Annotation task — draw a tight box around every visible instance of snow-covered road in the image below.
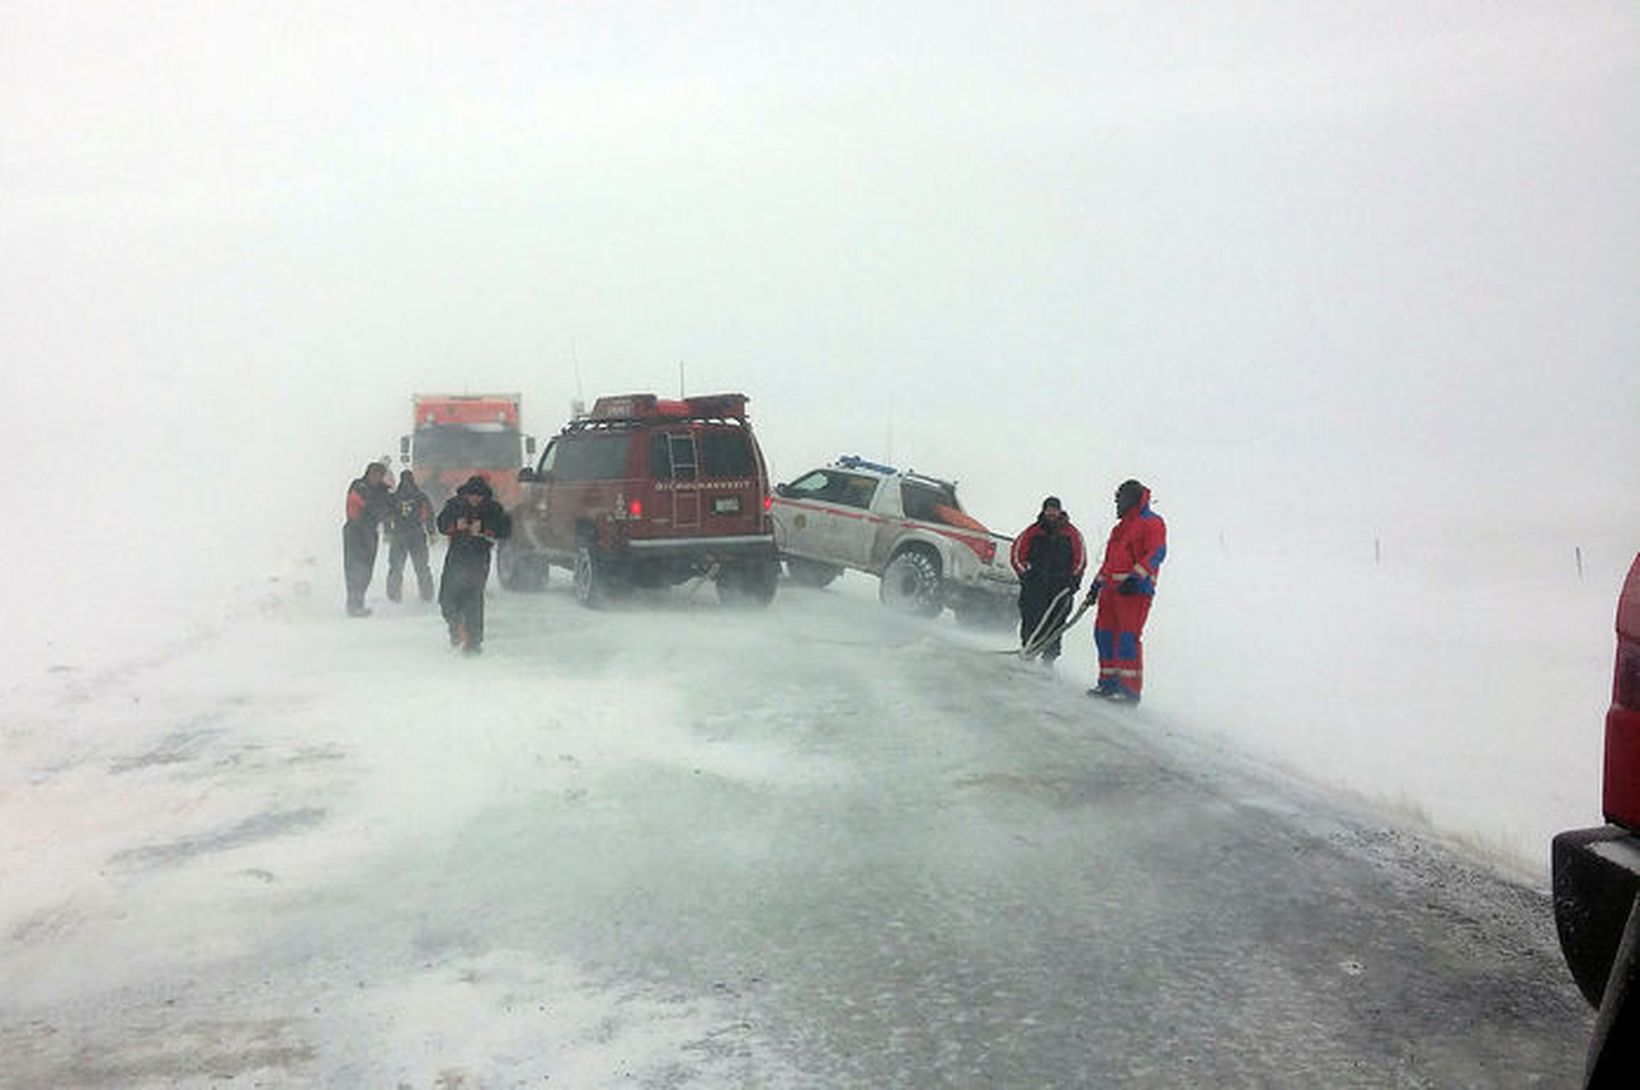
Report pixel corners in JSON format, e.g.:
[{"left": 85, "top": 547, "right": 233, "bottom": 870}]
[{"left": 0, "top": 574, "right": 1593, "bottom": 1087}]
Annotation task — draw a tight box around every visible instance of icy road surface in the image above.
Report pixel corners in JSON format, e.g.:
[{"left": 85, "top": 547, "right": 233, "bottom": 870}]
[{"left": 1, "top": 574, "right": 1592, "bottom": 1088}]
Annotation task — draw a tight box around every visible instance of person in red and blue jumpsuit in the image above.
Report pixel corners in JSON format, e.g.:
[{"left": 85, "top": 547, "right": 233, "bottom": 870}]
[{"left": 1084, "top": 479, "right": 1166, "bottom": 703}]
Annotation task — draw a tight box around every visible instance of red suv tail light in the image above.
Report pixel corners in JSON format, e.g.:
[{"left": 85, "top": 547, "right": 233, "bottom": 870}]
[
  {"left": 762, "top": 494, "right": 773, "bottom": 513},
  {"left": 1605, "top": 643, "right": 1640, "bottom": 827},
  {"left": 628, "top": 498, "right": 643, "bottom": 519},
  {"left": 1603, "top": 554, "right": 1640, "bottom": 827}
]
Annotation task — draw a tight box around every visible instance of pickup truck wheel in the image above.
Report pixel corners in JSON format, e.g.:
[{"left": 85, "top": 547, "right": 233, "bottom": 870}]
[
  {"left": 573, "top": 544, "right": 609, "bottom": 609},
  {"left": 785, "top": 557, "right": 843, "bottom": 588},
  {"left": 879, "top": 549, "right": 943, "bottom": 618}
]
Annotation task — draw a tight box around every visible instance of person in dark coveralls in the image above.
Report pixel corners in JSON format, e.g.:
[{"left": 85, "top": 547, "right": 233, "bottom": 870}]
[
  {"left": 1085, "top": 479, "right": 1167, "bottom": 704},
  {"left": 437, "top": 475, "right": 511, "bottom": 654},
  {"left": 1008, "top": 496, "right": 1087, "bottom": 667},
  {"left": 385, "top": 469, "right": 436, "bottom": 603},
  {"left": 343, "top": 461, "right": 393, "bottom": 617}
]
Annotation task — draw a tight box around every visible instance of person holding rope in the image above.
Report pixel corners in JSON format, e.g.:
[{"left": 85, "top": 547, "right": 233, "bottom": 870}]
[{"left": 1009, "top": 496, "right": 1087, "bottom": 669}]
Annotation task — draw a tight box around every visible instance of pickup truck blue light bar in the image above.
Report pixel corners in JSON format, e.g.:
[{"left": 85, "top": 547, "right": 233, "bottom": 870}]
[{"left": 837, "top": 454, "right": 899, "bottom": 475}]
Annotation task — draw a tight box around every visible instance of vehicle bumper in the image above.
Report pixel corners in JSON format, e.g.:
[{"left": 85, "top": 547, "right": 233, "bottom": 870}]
[
  {"left": 618, "top": 534, "right": 779, "bottom": 576},
  {"left": 1552, "top": 824, "right": 1640, "bottom": 1007},
  {"left": 951, "top": 566, "right": 1020, "bottom": 601},
  {"left": 624, "top": 534, "right": 777, "bottom": 556}
]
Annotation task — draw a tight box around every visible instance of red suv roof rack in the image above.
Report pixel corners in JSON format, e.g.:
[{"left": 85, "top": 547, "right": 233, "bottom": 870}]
[{"left": 589, "top": 393, "right": 748, "bottom": 422}]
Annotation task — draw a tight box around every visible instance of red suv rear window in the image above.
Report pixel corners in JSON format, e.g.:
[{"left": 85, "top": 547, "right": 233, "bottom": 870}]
[
  {"left": 700, "top": 431, "right": 754, "bottom": 477},
  {"left": 647, "top": 429, "right": 755, "bottom": 480}
]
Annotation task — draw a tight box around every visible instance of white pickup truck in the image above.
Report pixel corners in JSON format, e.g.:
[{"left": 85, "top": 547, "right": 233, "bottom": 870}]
[{"left": 770, "top": 456, "right": 1018, "bottom": 626}]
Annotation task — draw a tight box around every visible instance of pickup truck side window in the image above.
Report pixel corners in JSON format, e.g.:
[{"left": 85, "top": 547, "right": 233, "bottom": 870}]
[
  {"left": 536, "top": 439, "right": 558, "bottom": 476},
  {"left": 837, "top": 474, "right": 879, "bottom": 509},
  {"left": 790, "top": 470, "right": 878, "bottom": 510},
  {"left": 903, "top": 482, "right": 952, "bottom": 522},
  {"left": 788, "top": 470, "right": 832, "bottom": 495},
  {"left": 903, "top": 481, "right": 980, "bottom": 529}
]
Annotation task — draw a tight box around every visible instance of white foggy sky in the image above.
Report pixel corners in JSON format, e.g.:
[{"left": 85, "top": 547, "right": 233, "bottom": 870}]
[{"left": 2, "top": 1, "right": 1636, "bottom": 547}]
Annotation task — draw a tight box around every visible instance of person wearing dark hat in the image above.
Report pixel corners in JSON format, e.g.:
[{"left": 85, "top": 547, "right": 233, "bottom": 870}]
[
  {"left": 1084, "top": 479, "right": 1167, "bottom": 703},
  {"left": 342, "top": 461, "right": 394, "bottom": 617},
  {"left": 436, "top": 475, "right": 511, "bottom": 654},
  {"left": 1009, "top": 496, "right": 1087, "bottom": 668},
  {"left": 385, "top": 468, "right": 436, "bottom": 604}
]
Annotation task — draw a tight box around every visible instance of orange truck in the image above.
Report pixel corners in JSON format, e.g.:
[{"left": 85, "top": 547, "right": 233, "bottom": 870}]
[{"left": 399, "top": 393, "right": 536, "bottom": 509}]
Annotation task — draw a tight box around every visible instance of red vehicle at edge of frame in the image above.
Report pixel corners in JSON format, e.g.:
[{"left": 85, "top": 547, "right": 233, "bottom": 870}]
[{"left": 1551, "top": 551, "right": 1640, "bottom": 1085}]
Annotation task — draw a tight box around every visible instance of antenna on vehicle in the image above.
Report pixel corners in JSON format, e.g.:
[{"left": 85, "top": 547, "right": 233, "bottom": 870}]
[
  {"left": 679, "top": 360, "right": 686, "bottom": 398},
  {"left": 571, "top": 337, "right": 586, "bottom": 418}
]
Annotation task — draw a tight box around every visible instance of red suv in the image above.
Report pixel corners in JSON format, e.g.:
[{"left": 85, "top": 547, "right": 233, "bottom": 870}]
[
  {"left": 1552, "top": 551, "right": 1640, "bottom": 1085},
  {"left": 502, "top": 393, "right": 779, "bottom": 607}
]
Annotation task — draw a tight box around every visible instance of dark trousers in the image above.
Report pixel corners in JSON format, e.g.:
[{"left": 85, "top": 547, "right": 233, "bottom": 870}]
[
  {"left": 387, "top": 532, "right": 434, "bottom": 602},
  {"left": 439, "top": 552, "right": 491, "bottom": 648},
  {"left": 342, "top": 521, "right": 379, "bottom": 610},
  {"left": 1019, "top": 579, "right": 1075, "bottom": 661}
]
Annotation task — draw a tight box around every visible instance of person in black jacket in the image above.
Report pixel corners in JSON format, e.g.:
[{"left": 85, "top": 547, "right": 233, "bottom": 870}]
[
  {"left": 1008, "top": 496, "right": 1087, "bottom": 666},
  {"left": 386, "top": 469, "right": 436, "bottom": 604},
  {"left": 342, "top": 461, "right": 394, "bottom": 617},
  {"left": 436, "top": 475, "right": 512, "bottom": 654}
]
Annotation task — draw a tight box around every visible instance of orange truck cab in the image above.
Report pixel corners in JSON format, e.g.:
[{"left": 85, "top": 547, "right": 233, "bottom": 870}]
[{"left": 400, "top": 394, "right": 535, "bottom": 510}]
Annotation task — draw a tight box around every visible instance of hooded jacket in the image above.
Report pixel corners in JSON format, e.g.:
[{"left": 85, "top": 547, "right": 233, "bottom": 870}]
[
  {"left": 389, "top": 477, "right": 435, "bottom": 538},
  {"left": 1010, "top": 512, "right": 1087, "bottom": 585},
  {"left": 1095, "top": 487, "right": 1166, "bottom": 596},
  {"left": 345, "top": 473, "right": 394, "bottom": 527},
  {"left": 437, "top": 478, "right": 512, "bottom": 562}
]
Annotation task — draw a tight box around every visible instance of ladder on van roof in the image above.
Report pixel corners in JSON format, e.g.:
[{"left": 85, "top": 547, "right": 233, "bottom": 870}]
[{"left": 667, "top": 433, "right": 701, "bottom": 529}]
